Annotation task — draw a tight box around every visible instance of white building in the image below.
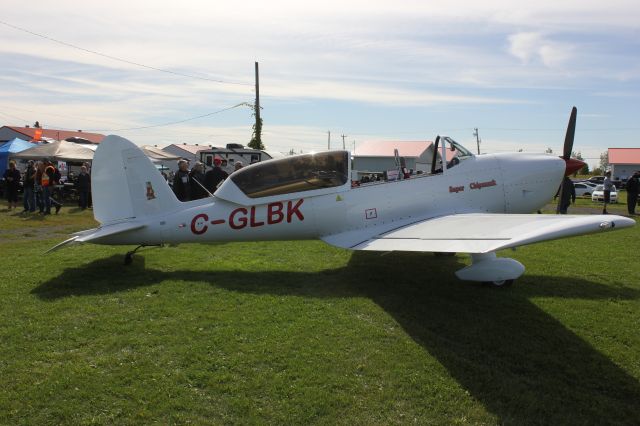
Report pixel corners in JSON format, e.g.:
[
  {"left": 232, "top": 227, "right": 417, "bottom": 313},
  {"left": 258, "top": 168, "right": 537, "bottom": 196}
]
[
  {"left": 353, "top": 140, "right": 449, "bottom": 175},
  {"left": 608, "top": 148, "right": 640, "bottom": 180}
]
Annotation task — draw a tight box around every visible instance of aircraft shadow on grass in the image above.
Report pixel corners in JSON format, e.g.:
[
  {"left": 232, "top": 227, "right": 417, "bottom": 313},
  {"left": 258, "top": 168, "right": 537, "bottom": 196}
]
[{"left": 33, "top": 252, "right": 640, "bottom": 424}]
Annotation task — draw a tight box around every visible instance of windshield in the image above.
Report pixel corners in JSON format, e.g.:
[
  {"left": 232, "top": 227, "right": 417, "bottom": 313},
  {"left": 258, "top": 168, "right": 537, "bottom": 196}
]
[
  {"left": 443, "top": 137, "right": 474, "bottom": 159},
  {"left": 230, "top": 151, "right": 349, "bottom": 198}
]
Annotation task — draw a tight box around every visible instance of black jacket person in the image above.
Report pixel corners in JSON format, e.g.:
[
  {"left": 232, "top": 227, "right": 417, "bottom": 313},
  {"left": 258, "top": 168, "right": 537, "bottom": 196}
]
[
  {"left": 626, "top": 172, "right": 639, "bottom": 215},
  {"left": 172, "top": 160, "right": 191, "bottom": 202},
  {"left": 556, "top": 176, "right": 576, "bottom": 214},
  {"left": 204, "top": 158, "right": 228, "bottom": 194}
]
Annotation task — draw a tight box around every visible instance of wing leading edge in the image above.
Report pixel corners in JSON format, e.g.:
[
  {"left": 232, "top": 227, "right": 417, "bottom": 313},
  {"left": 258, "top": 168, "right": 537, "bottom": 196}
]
[{"left": 324, "top": 213, "right": 635, "bottom": 254}]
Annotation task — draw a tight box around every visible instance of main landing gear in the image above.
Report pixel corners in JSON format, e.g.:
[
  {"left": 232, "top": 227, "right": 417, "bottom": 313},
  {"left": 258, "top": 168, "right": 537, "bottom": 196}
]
[{"left": 455, "top": 252, "right": 524, "bottom": 287}]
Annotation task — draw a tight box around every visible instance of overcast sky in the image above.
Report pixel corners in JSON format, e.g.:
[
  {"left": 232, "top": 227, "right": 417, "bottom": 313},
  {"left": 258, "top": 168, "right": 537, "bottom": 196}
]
[{"left": 1, "top": 0, "right": 639, "bottom": 166}]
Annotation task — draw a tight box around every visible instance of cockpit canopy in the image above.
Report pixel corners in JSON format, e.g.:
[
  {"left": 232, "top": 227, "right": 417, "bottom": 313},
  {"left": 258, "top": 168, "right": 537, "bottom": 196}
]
[{"left": 230, "top": 151, "right": 349, "bottom": 198}]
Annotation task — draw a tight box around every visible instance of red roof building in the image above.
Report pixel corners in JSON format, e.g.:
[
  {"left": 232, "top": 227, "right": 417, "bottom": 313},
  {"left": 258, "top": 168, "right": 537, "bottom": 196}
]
[
  {"left": 0, "top": 126, "right": 105, "bottom": 144},
  {"left": 608, "top": 148, "right": 640, "bottom": 179}
]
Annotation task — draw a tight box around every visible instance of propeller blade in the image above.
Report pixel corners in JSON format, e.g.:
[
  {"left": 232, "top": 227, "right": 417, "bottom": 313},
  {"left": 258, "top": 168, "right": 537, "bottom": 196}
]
[{"left": 563, "top": 106, "right": 577, "bottom": 160}]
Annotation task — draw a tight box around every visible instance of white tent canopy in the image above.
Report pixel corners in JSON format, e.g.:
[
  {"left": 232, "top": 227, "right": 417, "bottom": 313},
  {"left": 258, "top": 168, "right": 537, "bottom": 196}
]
[{"left": 13, "top": 140, "right": 95, "bottom": 162}]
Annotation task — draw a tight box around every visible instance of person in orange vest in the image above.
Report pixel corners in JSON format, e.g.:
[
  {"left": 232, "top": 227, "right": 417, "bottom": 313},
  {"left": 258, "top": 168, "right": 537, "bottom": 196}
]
[{"left": 41, "top": 160, "right": 62, "bottom": 215}]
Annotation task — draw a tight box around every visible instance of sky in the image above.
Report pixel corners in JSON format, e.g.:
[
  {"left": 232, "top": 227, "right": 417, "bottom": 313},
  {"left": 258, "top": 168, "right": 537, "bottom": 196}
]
[{"left": 1, "top": 0, "right": 639, "bottom": 168}]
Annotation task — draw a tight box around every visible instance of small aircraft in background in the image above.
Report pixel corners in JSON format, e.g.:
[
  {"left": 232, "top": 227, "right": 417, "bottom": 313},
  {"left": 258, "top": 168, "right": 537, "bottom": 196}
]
[{"left": 51, "top": 107, "right": 634, "bottom": 286}]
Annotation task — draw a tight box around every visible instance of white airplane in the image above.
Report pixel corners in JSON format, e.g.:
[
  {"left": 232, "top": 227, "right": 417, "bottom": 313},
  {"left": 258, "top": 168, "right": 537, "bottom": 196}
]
[{"left": 51, "top": 108, "right": 634, "bottom": 286}]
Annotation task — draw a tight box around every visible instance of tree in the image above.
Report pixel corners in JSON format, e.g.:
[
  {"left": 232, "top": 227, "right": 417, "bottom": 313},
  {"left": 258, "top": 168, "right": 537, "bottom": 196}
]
[
  {"left": 248, "top": 104, "right": 264, "bottom": 150},
  {"left": 599, "top": 151, "right": 609, "bottom": 172},
  {"left": 571, "top": 151, "right": 589, "bottom": 175}
]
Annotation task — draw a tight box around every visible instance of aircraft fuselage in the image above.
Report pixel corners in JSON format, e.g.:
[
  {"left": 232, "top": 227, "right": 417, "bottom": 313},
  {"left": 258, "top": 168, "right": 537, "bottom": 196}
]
[{"left": 98, "top": 152, "right": 565, "bottom": 247}]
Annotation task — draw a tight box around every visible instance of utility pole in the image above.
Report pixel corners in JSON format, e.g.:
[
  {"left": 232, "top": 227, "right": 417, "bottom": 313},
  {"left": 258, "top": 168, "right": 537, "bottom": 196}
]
[
  {"left": 473, "top": 128, "right": 481, "bottom": 155},
  {"left": 255, "top": 61, "right": 260, "bottom": 136},
  {"left": 249, "top": 61, "right": 263, "bottom": 149},
  {"left": 327, "top": 130, "right": 331, "bottom": 150},
  {"left": 341, "top": 134, "right": 347, "bottom": 150}
]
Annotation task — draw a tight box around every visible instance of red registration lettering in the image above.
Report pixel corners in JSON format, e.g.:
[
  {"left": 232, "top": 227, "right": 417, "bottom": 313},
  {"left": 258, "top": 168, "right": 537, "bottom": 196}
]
[
  {"left": 287, "top": 199, "right": 304, "bottom": 223},
  {"left": 229, "top": 208, "right": 248, "bottom": 229},
  {"left": 267, "top": 202, "right": 284, "bottom": 224},
  {"left": 250, "top": 206, "right": 264, "bottom": 227},
  {"left": 191, "top": 213, "right": 209, "bottom": 235}
]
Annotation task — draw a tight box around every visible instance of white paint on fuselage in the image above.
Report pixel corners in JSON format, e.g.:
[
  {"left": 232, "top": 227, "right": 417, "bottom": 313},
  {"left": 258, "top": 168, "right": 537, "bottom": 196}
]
[{"left": 98, "top": 153, "right": 565, "bottom": 246}]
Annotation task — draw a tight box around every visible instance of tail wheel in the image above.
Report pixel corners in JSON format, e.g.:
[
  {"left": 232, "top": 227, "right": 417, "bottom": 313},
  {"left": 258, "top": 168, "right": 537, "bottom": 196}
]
[{"left": 483, "top": 279, "right": 514, "bottom": 287}]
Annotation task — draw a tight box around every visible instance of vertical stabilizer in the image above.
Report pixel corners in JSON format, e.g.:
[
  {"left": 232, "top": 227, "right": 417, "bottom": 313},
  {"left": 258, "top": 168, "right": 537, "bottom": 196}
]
[{"left": 92, "top": 135, "right": 179, "bottom": 224}]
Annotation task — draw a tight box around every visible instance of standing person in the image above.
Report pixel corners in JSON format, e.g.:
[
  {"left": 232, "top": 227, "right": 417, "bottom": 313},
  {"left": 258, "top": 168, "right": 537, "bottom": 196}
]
[
  {"left": 42, "top": 160, "right": 62, "bottom": 215},
  {"left": 34, "top": 162, "right": 44, "bottom": 213},
  {"left": 625, "top": 171, "right": 639, "bottom": 215},
  {"left": 172, "top": 159, "right": 191, "bottom": 202},
  {"left": 555, "top": 176, "right": 576, "bottom": 214},
  {"left": 602, "top": 171, "right": 614, "bottom": 214},
  {"left": 3, "top": 160, "right": 21, "bottom": 211},
  {"left": 189, "top": 162, "right": 208, "bottom": 200},
  {"left": 76, "top": 165, "right": 91, "bottom": 210},
  {"left": 82, "top": 162, "right": 92, "bottom": 208},
  {"left": 23, "top": 160, "right": 36, "bottom": 213},
  {"left": 204, "top": 158, "right": 228, "bottom": 194}
]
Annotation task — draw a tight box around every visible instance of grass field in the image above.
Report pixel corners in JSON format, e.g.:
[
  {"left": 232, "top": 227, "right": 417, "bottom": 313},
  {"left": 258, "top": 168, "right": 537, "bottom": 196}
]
[{"left": 0, "top": 201, "right": 639, "bottom": 425}]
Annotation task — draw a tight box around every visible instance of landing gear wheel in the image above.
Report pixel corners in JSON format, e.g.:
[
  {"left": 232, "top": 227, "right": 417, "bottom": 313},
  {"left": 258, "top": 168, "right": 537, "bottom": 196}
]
[{"left": 483, "top": 279, "right": 514, "bottom": 287}]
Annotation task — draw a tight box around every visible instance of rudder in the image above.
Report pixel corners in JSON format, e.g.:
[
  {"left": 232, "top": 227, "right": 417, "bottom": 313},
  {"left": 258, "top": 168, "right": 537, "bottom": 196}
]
[{"left": 92, "top": 135, "right": 179, "bottom": 224}]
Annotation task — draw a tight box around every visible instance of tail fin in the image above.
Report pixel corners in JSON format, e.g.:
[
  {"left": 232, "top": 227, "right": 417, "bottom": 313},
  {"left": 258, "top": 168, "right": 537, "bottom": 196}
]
[{"left": 92, "top": 135, "right": 179, "bottom": 224}]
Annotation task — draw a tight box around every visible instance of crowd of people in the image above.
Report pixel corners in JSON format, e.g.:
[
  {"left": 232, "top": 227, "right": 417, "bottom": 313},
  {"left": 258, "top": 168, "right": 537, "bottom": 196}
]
[
  {"left": 171, "top": 158, "right": 242, "bottom": 202},
  {"left": 2, "top": 159, "right": 91, "bottom": 214},
  {"left": 1, "top": 155, "right": 246, "bottom": 213}
]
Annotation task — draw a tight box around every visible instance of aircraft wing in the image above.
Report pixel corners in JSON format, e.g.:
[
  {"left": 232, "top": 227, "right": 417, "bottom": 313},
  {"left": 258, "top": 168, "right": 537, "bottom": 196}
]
[{"left": 323, "top": 213, "right": 635, "bottom": 254}]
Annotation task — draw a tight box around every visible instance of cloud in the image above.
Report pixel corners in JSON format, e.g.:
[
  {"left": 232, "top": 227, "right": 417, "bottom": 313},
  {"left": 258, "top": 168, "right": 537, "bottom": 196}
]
[{"left": 507, "top": 32, "right": 574, "bottom": 68}]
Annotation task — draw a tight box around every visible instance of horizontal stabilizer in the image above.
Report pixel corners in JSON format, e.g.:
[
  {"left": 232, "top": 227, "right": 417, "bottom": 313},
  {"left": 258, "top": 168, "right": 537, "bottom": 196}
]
[{"left": 46, "top": 221, "right": 145, "bottom": 252}]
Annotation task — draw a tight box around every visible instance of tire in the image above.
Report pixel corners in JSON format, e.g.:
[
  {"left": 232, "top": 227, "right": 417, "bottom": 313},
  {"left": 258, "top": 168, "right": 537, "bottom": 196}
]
[{"left": 482, "top": 279, "right": 514, "bottom": 287}]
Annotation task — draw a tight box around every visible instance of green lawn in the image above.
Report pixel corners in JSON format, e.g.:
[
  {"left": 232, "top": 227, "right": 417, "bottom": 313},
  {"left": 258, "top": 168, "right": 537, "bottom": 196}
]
[{"left": 0, "top": 206, "right": 639, "bottom": 425}]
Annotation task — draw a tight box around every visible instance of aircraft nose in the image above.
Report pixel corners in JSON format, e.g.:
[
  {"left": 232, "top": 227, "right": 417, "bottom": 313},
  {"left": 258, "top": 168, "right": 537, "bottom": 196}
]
[{"left": 563, "top": 157, "right": 586, "bottom": 176}]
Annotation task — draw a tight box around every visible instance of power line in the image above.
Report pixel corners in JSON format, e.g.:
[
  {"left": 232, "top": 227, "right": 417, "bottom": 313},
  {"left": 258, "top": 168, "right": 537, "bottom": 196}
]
[
  {"left": 93, "top": 102, "right": 250, "bottom": 132},
  {"left": 1, "top": 102, "right": 250, "bottom": 134},
  {"left": 0, "top": 20, "right": 253, "bottom": 87}
]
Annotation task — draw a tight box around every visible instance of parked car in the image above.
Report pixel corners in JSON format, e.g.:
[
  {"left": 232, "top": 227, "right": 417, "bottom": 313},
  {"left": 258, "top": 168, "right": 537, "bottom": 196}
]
[
  {"left": 591, "top": 185, "right": 618, "bottom": 203},
  {"left": 574, "top": 182, "right": 595, "bottom": 197},
  {"left": 587, "top": 176, "right": 604, "bottom": 185}
]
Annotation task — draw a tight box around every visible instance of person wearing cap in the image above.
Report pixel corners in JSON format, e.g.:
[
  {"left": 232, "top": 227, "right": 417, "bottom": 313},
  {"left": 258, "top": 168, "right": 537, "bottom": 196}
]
[
  {"left": 204, "top": 157, "right": 228, "bottom": 194},
  {"left": 172, "top": 159, "right": 191, "bottom": 202}
]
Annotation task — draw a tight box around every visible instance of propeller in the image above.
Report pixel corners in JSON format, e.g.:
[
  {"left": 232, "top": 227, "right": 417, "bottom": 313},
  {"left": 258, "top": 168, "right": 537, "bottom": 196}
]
[
  {"left": 560, "top": 106, "right": 585, "bottom": 176},
  {"left": 557, "top": 107, "right": 584, "bottom": 213},
  {"left": 563, "top": 106, "right": 577, "bottom": 160}
]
